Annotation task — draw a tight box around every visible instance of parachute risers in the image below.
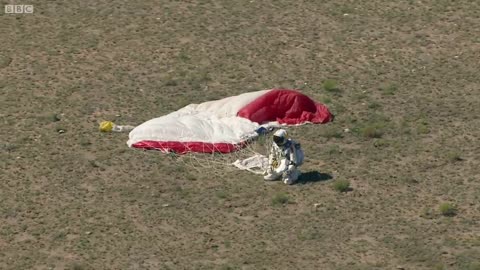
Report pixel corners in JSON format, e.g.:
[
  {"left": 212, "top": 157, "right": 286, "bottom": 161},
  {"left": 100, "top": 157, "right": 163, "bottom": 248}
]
[
  {"left": 128, "top": 89, "right": 334, "bottom": 154},
  {"left": 99, "top": 121, "right": 135, "bottom": 133}
]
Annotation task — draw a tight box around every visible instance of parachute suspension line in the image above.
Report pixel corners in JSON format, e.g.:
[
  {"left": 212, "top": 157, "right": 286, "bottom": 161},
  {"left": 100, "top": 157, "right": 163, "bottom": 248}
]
[
  {"left": 165, "top": 134, "right": 271, "bottom": 175},
  {"left": 136, "top": 129, "right": 275, "bottom": 176}
]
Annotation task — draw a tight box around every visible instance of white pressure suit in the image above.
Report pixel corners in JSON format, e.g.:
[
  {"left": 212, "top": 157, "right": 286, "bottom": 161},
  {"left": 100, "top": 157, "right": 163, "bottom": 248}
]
[{"left": 264, "top": 135, "right": 302, "bottom": 185}]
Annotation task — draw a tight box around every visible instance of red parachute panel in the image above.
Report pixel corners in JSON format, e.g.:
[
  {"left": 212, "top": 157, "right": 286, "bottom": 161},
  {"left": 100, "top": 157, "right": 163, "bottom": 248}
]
[
  {"left": 237, "top": 89, "right": 334, "bottom": 125},
  {"left": 131, "top": 140, "right": 248, "bottom": 154}
]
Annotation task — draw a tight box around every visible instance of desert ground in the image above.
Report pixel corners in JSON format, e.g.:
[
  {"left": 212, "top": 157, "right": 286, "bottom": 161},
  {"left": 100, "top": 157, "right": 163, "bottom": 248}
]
[{"left": 1, "top": 0, "right": 480, "bottom": 269}]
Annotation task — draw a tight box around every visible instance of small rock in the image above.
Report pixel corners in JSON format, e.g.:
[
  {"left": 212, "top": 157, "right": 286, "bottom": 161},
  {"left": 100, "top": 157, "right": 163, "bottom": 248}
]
[
  {"left": 314, "top": 203, "right": 321, "bottom": 208},
  {"left": 162, "top": 204, "right": 169, "bottom": 207},
  {"left": 344, "top": 128, "right": 350, "bottom": 133},
  {"left": 85, "top": 231, "right": 92, "bottom": 235}
]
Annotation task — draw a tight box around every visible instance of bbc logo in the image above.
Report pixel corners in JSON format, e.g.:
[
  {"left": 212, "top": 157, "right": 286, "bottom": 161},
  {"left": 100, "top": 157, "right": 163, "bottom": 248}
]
[{"left": 5, "top": 5, "right": 34, "bottom": 14}]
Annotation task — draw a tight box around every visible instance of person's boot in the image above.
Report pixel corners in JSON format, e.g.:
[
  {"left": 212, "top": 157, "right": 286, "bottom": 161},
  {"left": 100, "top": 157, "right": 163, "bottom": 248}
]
[
  {"left": 264, "top": 173, "right": 279, "bottom": 181},
  {"left": 283, "top": 169, "right": 300, "bottom": 185},
  {"left": 264, "top": 168, "right": 280, "bottom": 181}
]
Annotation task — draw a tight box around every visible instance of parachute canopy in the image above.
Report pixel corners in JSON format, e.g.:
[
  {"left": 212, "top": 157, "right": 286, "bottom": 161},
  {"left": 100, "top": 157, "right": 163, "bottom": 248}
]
[{"left": 127, "top": 89, "right": 333, "bottom": 154}]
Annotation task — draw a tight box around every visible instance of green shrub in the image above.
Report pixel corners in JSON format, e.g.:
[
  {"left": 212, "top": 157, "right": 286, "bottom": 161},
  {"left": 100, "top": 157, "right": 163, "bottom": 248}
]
[
  {"left": 333, "top": 180, "right": 351, "bottom": 192},
  {"left": 447, "top": 151, "right": 462, "bottom": 162},
  {"left": 439, "top": 203, "right": 457, "bottom": 217},
  {"left": 416, "top": 125, "right": 430, "bottom": 134},
  {"left": 164, "top": 79, "right": 178, "bottom": 86},
  {"left": 323, "top": 79, "right": 339, "bottom": 92},
  {"left": 381, "top": 84, "right": 397, "bottom": 95},
  {"left": 416, "top": 119, "right": 430, "bottom": 134},
  {"left": 215, "top": 190, "right": 227, "bottom": 199},
  {"left": 3, "top": 143, "right": 18, "bottom": 152},
  {"left": 71, "top": 262, "right": 85, "bottom": 270},
  {"left": 373, "top": 139, "right": 389, "bottom": 148},
  {"left": 320, "top": 128, "right": 344, "bottom": 139},
  {"left": 185, "top": 173, "right": 197, "bottom": 181},
  {"left": 325, "top": 145, "right": 341, "bottom": 155},
  {"left": 272, "top": 193, "right": 289, "bottom": 206},
  {"left": 368, "top": 102, "right": 382, "bottom": 109},
  {"left": 50, "top": 113, "right": 61, "bottom": 122},
  {"left": 360, "top": 125, "right": 384, "bottom": 138}
]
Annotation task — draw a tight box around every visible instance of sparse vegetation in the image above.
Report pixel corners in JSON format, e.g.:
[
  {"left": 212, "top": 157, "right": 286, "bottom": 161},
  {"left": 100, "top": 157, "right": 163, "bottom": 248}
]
[
  {"left": 416, "top": 125, "right": 430, "bottom": 134},
  {"left": 88, "top": 160, "right": 101, "bottom": 168},
  {"left": 322, "top": 79, "right": 340, "bottom": 93},
  {"left": 467, "top": 263, "right": 480, "bottom": 270},
  {"left": 50, "top": 113, "right": 61, "bottom": 122},
  {"left": 368, "top": 102, "right": 382, "bottom": 109},
  {"left": 164, "top": 79, "right": 178, "bottom": 86},
  {"left": 416, "top": 119, "right": 430, "bottom": 134},
  {"left": 320, "top": 128, "right": 344, "bottom": 139},
  {"left": 325, "top": 145, "right": 341, "bottom": 155},
  {"left": 0, "top": 55, "right": 12, "bottom": 68},
  {"left": 354, "top": 114, "right": 390, "bottom": 139},
  {"left": 439, "top": 203, "right": 457, "bottom": 217},
  {"left": 298, "top": 229, "right": 322, "bottom": 241},
  {"left": 3, "top": 143, "right": 18, "bottom": 152},
  {"left": 447, "top": 151, "right": 463, "bottom": 162},
  {"left": 177, "top": 51, "right": 191, "bottom": 61},
  {"left": 373, "top": 139, "right": 389, "bottom": 148},
  {"left": 272, "top": 193, "right": 290, "bottom": 206},
  {"left": 185, "top": 173, "right": 197, "bottom": 181},
  {"left": 333, "top": 180, "right": 351, "bottom": 192},
  {"left": 360, "top": 125, "right": 384, "bottom": 138},
  {"left": 381, "top": 83, "right": 398, "bottom": 95},
  {"left": 215, "top": 190, "right": 228, "bottom": 199}
]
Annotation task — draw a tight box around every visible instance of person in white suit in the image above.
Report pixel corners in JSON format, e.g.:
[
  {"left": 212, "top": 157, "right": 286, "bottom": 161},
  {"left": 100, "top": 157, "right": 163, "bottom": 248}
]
[{"left": 264, "top": 129, "right": 304, "bottom": 185}]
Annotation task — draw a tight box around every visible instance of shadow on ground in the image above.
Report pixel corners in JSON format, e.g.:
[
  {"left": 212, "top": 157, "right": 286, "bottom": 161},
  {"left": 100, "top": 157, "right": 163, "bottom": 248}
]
[{"left": 297, "top": 171, "right": 333, "bottom": 184}]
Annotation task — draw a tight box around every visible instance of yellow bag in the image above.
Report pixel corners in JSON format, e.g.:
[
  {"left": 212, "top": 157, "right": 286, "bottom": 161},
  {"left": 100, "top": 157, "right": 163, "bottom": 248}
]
[{"left": 99, "top": 121, "right": 114, "bottom": 132}]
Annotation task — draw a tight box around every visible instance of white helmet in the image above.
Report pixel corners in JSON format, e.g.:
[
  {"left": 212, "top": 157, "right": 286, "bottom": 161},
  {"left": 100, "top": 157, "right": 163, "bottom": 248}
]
[{"left": 273, "top": 129, "right": 288, "bottom": 146}]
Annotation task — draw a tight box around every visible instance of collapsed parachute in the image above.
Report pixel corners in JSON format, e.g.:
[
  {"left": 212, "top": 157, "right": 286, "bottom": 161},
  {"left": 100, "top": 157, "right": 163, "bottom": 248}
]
[{"left": 127, "top": 89, "right": 333, "bottom": 154}]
